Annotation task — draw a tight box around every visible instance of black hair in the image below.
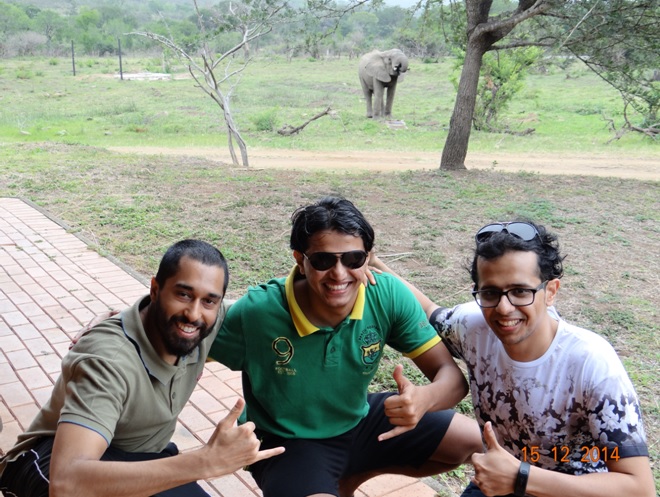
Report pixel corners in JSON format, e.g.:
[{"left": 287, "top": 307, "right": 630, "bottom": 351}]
[
  {"left": 470, "top": 220, "right": 565, "bottom": 286},
  {"left": 289, "top": 196, "right": 375, "bottom": 253},
  {"left": 155, "top": 239, "right": 229, "bottom": 294}
]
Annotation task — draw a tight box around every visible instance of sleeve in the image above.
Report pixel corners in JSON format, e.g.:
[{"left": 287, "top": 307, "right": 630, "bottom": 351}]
[
  {"left": 209, "top": 295, "right": 247, "bottom": 370},
  {"left": 428, "top": 305, "right": 465, "bottom": 361},
  {"left": 380, "top": 274, "right": 440, "bottom": 358},
  {"left": 58, "top": 355, "right": 129, "bottom": 445},
  {"left": 584, "top": 347, "right": 648, "bottom": 459}
]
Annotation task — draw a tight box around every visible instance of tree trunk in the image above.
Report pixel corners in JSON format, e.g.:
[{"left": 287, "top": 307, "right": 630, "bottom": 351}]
[
  {"left": 440, "top": 39, "right": 486, "bottom": 170},
  {"left": 439, "top": 0, "right": 552, "bottom": 171}
]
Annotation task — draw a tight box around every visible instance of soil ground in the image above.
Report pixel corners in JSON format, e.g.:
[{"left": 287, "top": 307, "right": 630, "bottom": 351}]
[{"left": 108, "top": 146, "right": 660, "bottom": 180}]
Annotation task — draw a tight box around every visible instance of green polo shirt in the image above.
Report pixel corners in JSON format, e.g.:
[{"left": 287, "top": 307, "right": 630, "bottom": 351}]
[
  {"left": 1, "top": 295, "right": 226, "bottom": 471},
  {"left": 210, "top": 268, "right": 440, "bottom": 439}
]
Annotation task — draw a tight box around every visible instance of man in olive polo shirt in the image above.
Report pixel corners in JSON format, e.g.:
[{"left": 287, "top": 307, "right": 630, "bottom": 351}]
[
  {"left": 210, "top": 196, "right": 482, "bottom": 497},
  {"left": 0, "top": 240, "right": 283, "bottom": 497}
]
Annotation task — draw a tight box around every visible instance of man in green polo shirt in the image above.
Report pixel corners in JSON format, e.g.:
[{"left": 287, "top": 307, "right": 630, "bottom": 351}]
[
  {"left": 0, "top": 240, "right": 284, "bottom": 497},
  {"left": 210, "top": 196, "right": 483, "bottom": 497}
]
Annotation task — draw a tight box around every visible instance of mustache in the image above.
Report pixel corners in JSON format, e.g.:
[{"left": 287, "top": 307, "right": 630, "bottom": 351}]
[{"left": 171, "top": 315, "right": 205, "bottom": 329}]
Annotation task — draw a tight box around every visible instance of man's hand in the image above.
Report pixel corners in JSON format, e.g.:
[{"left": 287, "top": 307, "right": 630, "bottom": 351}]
[
  {"left": 471, "top": 422, "right": 519, "bottom": 496},
  {"left": 202, "top": 398, "right": 284, "bottom": 475},
  {"left": 378, "top": 364, "right": 426, "bottom": 441},
  {"left": 69, "top": 310, "right": 119, "bottom": 349}
]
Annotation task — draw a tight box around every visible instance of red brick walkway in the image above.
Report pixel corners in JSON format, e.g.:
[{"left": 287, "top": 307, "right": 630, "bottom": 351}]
[{"left": 0, "top": 197, "right": 439, "bottom": 497}]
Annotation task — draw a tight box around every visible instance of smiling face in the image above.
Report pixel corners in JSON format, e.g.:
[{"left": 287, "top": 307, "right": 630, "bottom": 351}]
[
  {"left": 476, "top": 250, "right": 560, "bottom": 361},
  {"left": 145, "top": 256, "right": 225, "bottom": 364},
  {"left": 294, "top": 230, "right": 367, "bottom": 327}
]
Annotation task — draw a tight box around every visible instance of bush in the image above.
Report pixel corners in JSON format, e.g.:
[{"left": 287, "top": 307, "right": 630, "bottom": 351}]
[{"left": 251, "top": 108, "right": 279, "bottom": 132}]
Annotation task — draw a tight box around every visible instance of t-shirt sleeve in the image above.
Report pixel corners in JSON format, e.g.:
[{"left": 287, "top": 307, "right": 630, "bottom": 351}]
[
  {"left": 381, "top": 274, "right": 440, "bottom": 358},
  {"left": 584, "top": 349, "right": 649, "bottom": 459},
  {"left": 428, "top": 305, "right": 465, "bottom": 360},
  {"left": 209, "top": 295, "right": 246, "bottom": 370},
  {"left": 58, "top": 355, "right": 129, "bottom": 445}
]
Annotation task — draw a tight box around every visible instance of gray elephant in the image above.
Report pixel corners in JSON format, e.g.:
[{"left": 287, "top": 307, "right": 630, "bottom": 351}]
[{"left": 358, "top": 49, "right": 409, "bottom": 119}]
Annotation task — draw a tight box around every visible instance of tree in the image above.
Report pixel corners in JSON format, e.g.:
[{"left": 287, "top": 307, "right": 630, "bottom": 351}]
[
  {"left": 134, "top": 0, "right": 370, "bottom": 167},
  {"left": 440, "top": 0, "right": 557, "bottom": 170},
  {"left": 134, "top": 0, "right": 290, "bottom": 167},
  {"left": 552, "top": 0, "right": 659, "bottom": 139},
  {"left": 439, "top": 0, "right": 659, "bottom": 170}
]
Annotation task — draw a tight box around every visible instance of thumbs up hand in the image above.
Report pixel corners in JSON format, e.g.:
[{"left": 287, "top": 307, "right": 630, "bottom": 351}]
[
  {"left": 470, "top": 422, "right": 521, "bottom": 496},
  {"left": 378, "top": 364, "right": 427, "bottom": 442}
]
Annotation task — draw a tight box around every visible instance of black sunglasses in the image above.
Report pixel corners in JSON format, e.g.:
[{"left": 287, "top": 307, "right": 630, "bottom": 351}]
[
  {"left": 303, "top": 250, "right": 368, "bottom": 271},
  {"left": 475, "top": 222, "right": 539, "bottom": 244}
]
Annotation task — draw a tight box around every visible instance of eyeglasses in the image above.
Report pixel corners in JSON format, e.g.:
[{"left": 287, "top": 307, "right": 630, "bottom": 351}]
[
  {"left": 303, "top": 250, "right": 368, "bottom": 271},
  {"left": 475, "top": 222, "right": 539, "bottom": 244},
  {"left": 472, "top": 281, "right": 548, "bottom": 308}
]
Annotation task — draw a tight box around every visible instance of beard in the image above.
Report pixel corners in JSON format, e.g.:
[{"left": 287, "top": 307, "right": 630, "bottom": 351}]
[{"left": 147, "top": 298, "right": 213, "bottom": 358}]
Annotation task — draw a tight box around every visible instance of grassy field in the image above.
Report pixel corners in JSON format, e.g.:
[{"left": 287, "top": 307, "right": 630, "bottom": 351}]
[
  {"left": 0, "top": 55, "right": 658, "bottom": 494},
  {"left": 1, "top": 55, "right": 658, "bottom": 157}
]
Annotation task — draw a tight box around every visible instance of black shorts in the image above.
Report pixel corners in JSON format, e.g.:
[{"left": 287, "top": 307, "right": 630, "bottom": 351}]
[
  {"left": 0, "top": 437, "right": 209, "bottom": 497},
  {"left": 461, "top": 482, "right": 514, "bottom": 497},
  {"left": 250, "top": 392, "right": 456, "bottom": 497}
]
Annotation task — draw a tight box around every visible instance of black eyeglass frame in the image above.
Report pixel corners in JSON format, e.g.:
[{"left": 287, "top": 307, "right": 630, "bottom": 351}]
[
  {"left": 472, "top": 281, "right": 548, "bottom": 308},
  {"left": 303, "top": 250, "right": 369, "bottom": 271},
  {"left": 475, "top": 222, "right": 540, "bottom": 244}
]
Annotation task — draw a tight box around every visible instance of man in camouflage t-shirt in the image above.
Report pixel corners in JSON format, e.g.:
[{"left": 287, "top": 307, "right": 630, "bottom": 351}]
[{"left": 372, "top": 220, "right": 654, "bottom": 497}]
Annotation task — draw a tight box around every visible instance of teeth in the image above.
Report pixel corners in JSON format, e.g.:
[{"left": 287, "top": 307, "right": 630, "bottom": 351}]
[
  {"left": 499, "top": 320, "right": 520, "bottom": 327},
  {"left": 178, "top": 323, "right": 198, "bottom": 334},
  {"left": 327, "top": 283, "right": 349, "bottom": 291}
]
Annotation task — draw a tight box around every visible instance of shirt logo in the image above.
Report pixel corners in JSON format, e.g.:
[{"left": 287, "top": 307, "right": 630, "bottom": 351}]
[
  {"left": 361, "top": 343, "right": 381, "bottom": 365},
  {"left": 272, "top": 337, "right": 294, "bottom": 365},
  {"left": 359, "top": 326, "right": 382, "bottom": 365}
]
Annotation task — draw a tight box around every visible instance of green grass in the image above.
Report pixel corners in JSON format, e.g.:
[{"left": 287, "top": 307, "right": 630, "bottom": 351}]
[{"left": 0, "top": 55, "right": 657, "bottom": 157}]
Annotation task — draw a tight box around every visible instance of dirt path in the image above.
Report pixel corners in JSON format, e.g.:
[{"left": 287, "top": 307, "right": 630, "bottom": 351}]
[{"left": 108, "top": 146, "right": 659, "bottom": 180}]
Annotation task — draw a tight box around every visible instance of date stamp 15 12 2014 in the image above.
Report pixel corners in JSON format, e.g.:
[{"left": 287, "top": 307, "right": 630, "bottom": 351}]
[{"left": 521, "top": 445, "right": 621, "bottom": 464}]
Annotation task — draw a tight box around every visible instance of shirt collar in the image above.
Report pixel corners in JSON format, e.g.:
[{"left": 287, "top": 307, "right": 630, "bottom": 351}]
[
  {"left": 121, "top": 296, "right": 200, "bottom": 385},
  {"left": 285, "top": 265, "right": 365, "bottom": 337}
]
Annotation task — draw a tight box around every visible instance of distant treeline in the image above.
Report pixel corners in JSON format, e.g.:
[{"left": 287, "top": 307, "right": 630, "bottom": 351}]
[{"left": 0, "top": 0, "right": 461, "bottom": 59}]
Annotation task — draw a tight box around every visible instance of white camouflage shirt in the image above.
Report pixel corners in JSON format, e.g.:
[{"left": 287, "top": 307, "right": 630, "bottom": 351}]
[{"left": 430, "top": 302, "right": 648, "bottom": 474}]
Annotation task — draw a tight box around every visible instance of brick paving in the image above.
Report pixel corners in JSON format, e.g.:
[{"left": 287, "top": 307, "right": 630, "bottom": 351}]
[{"left": 0, "top": 197, "right": 438, "bottom": 497}]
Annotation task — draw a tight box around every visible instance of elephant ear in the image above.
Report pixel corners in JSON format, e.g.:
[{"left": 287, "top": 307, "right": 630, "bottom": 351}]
[{"left": 365, "top": 56, "right": 392, "bottom": 83}]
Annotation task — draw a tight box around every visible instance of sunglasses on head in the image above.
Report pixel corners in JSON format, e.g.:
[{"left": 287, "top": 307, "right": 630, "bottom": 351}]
[
  {"left": 475, "top": 222, "right": 539, "bottom": 244},
  {"left": 303, "top": 250, "right": 368, "bottom": 271}
]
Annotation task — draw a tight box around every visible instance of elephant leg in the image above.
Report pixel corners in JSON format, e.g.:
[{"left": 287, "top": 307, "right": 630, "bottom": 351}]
[
  {"left": 360, "top": 78, "right": 374, "bottom": 118},
  {"left": 373, "top": 82, "right": 385, "bottom": 118},
  {"left": 384, "top": 83, "right": 397, "bottom": 118}
]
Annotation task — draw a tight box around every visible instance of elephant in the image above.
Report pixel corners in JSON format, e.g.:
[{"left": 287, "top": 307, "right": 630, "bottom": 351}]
[{"left": 358, "top": 49, "right": 409, "bottom": 119}]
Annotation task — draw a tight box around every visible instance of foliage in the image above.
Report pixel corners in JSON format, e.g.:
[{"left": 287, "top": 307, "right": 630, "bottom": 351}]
[
  {"left": 556, "top": 0, "right": 659, "bottom": 135},
  {"left": 251, "top": 107, "right": 280, "bottom": 131},
  {"left": 472, "top": 46, "right": 543, "bottom": 131}
]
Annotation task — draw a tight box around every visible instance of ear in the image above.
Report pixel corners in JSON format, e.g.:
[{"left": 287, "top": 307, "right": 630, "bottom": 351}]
[
  {"left": 293, "top": 250, "right": 305, "bottom": 275},
  {"left": 544, "top": 278, "right": 560, "bottom": 306},
  {"left": 149, "top": 277, "right": 159, "bottom": 301}
]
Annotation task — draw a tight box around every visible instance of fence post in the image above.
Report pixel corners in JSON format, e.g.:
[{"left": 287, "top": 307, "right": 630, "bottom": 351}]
[
  {"left": 71, "top": 40, "right": 76, "bottom": 76},
  {"left": 118, "top": 38, "right": 123, "bottom": 80}
]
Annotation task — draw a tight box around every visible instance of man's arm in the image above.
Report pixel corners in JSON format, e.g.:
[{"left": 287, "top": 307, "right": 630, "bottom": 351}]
[
  {"left": 472, "top": 422, "right": 655, "bottom": 497},
  {"left": 369, "top": 255, "right": 440, "bottom": 318},
  {"left": 378, "top": 340, "right": 469, "bottom": 442},
  {"left": 49, "top": 399, "right": 284, "bottom": 497}
]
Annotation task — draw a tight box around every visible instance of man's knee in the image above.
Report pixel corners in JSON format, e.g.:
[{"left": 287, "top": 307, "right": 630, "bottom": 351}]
[{"left": 434, "top": 413, "right": 483, "bottom": 465}]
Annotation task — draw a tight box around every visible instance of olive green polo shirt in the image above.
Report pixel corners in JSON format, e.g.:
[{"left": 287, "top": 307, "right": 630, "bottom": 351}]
[{"left": 1, "top": 295, "right": 226, "bottom": 471}]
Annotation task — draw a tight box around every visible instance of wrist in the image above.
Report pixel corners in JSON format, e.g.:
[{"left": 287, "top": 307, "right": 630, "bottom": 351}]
[{"left": 514, "top": 461, "right": 530, "bottom": 497}]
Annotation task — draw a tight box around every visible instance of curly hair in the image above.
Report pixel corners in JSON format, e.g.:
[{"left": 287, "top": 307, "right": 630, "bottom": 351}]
[{"left": 469, "top": 220, "right": 565, "bottom": 286}]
